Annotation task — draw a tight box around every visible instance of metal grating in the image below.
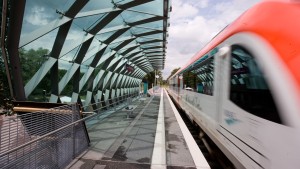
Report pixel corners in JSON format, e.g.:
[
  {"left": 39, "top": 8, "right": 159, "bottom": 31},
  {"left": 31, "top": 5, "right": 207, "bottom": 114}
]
[{"left": 0, "top": 104, "right": 89, "bottom": 169}]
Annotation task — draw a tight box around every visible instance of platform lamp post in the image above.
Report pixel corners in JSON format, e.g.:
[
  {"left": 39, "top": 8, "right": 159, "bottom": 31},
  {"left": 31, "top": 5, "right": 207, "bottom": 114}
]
[
  {"left": 155, "top": 75, "right": 159, "bottom": 93},
  {"left": 154, "top": 70, "right": 156, "bottom": 93},
  {"left": 154, "top": 69, "right": 156, "bottom": 88}
]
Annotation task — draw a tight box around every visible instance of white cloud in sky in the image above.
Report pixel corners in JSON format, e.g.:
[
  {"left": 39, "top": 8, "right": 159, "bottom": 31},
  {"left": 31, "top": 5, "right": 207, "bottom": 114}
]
[
  {"left": 163, "top": 0, "right": 261, "bottom": 79},
  {"left": 25, "top": 6, "right": 50, "bottom": 26}
]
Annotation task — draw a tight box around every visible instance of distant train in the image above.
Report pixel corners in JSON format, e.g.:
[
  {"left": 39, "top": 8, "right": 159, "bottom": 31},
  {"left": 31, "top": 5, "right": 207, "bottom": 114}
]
[{"left": 167, "top": 0, "right": 300, "bottom": 168}]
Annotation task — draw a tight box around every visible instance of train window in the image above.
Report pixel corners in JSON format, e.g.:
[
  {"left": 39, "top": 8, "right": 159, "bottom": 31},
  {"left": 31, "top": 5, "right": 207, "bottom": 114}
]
[
  {"left": 192, "top": 56, "right": 214, "bottom": 95},
  {"left": 229, "top": 45, "right": 282, "bottom": 124}
]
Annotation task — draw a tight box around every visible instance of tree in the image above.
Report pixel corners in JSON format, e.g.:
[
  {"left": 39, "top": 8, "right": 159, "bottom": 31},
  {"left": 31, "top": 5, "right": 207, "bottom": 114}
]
[
  {"left": 19, "top": 47, "right": 49, "bottom": 84},
  {"left": 19, "top": 48, "right": 73, "bottom": 101},
  {"left": 0, "top": 50, "right": 10, "bottom": 106},
  {"left": 142, "top": 70, "right": 163, "bottom": 89},
  {"left": 167, "top": 67, "right": 180, "bottom": 80},
  {"left": 183, "top": 71, "right": 201, "bottom": 90}
]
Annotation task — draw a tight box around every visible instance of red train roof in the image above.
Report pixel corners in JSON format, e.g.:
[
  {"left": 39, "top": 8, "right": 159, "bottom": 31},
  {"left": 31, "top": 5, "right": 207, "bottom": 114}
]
[{"left": 173, "top": 0, "right": 300, "bottom": 90}]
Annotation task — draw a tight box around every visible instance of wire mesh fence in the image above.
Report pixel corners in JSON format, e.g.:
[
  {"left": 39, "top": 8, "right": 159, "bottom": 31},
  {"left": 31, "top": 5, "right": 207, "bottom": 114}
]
[
  {"left": 0, "top": 91, "right": 142, "bottom": 169},
  {"left": 0, "top": 104, "right": 89, "bottom": 169}
]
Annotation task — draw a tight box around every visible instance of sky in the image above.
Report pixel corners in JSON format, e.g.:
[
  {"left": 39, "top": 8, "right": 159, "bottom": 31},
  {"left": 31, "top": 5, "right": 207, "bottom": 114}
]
[{"left": 163, "top": 0, "right": 261, "bottom": 79}]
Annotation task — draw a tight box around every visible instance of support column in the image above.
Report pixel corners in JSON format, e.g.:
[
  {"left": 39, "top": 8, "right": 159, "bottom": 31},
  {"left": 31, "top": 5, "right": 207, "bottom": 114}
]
[{"left": 6, "top": 0, "right": 26, "bottom": 100}]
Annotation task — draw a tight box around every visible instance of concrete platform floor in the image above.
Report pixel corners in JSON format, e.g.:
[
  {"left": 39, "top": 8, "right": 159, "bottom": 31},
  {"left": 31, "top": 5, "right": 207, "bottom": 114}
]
[{"left": 66, "top": 89, "right": 205, "bottom": 169}]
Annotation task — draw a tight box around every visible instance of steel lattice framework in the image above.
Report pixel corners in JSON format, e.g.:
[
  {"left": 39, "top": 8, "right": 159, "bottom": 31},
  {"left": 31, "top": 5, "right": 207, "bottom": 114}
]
[{"left": 1, "top": 0, "right": 170, "bottom": 109}]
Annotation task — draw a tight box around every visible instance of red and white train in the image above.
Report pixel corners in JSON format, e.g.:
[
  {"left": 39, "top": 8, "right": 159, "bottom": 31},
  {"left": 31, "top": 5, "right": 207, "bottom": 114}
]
[{"left": 167, "top": 0, "right": 300, "bottom": 168}]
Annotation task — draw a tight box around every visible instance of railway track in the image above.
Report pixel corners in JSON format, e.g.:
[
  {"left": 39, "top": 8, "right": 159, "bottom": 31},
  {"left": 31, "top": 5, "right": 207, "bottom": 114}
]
[{"left": 168, "top": 94, "right": 235, "bottom": 169}]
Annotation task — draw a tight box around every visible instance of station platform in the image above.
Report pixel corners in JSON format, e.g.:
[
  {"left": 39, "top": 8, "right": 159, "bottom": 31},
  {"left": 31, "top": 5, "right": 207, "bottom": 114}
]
[{"left": 66, "top": 89, "right": 210, "bottom": 169}]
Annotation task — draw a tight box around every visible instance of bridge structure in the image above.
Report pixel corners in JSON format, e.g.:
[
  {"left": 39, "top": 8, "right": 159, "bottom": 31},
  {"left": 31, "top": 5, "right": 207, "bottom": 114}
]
[
  {"left": 1, "top": 0, "right": 170, "bottom": 109},
  {"left": 0, "top": 1, "right": 191, "bottom": 168}
]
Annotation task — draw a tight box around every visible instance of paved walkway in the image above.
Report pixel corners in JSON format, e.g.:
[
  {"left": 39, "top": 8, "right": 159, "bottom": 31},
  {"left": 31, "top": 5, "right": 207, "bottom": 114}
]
[{"left": 66, "top": 89, "right": 209, "bottom": 169}]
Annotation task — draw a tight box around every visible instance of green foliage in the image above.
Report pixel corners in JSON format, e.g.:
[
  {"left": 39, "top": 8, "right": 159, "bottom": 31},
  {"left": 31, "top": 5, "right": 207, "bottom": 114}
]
[
  {"left": 19, "top": 47, "right": 49, "bottom": 84},
  {"left": 20, "top": 48, "right": 73, "bottom": 101},
  {"left": 0, "top": 51, "right": 10, "bottom": 106},
  {"left": 142, "top": 70, "right": 163, "bottom": 89},
  {"left": 0, "top": 98, "right": 14, "bottom": 116},
  {"left": 167, "top": 67, "right": 180, "bottom": 80},
  {"left": 183, "top": 71, "right": 201, "bottom": 89}
]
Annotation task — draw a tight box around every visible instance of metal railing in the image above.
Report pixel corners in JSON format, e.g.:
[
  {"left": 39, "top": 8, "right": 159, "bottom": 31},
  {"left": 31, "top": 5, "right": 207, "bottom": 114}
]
[
  {"left": 0, "top": 104, "right": 89, "bottom": 169},
  {"left": 0, "top": 92, "right": 142, "bottom": 169},
  {"left": 82, "top": 92, "right": 142, "bottom": 112}
]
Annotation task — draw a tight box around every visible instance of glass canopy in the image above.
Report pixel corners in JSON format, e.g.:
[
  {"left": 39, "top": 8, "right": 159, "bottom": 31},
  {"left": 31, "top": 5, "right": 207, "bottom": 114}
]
[{"left": 1, "top": 0, "right": 170, "bottom": 106}]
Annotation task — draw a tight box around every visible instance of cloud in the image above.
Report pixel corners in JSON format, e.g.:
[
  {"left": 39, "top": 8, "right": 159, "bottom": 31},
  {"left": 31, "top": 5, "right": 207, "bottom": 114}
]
[
  {"left": 163, "top": 0, "right": 261, "bottom": 79},
  {"left": 171, "top": 0, "right": 199, "bottom": 22},
  {"left": 22, "top": 29, "right": 58, "bottom": 51},
  {"left": 25, "top": 6, "right": 51, "bottom": 26}
]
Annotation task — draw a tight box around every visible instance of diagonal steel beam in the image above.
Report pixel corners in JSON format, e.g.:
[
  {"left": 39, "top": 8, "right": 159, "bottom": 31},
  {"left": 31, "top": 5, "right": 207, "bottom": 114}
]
[
  {"left": 129, "top": 53, "right": 143, "bottom": 61},
  {"left": 117, "top": 0, "right": 153, "bottom": 9},
  {"left": 128, "top": 16, "right": 166, "bottom": 27},
  {"left": 104, "top": 27, "right": 131, "bottom": 44},
  {"left": 65, "top": 0, "right": 90, "bottom": 17},
  {"left": 134, "top": 30, "right": 164, "bottom": 37},
  {"left": 138, "top": 39, "right": 163, "bottom": 44},
  {"left": 126, "top": 51, "right": 142, "bottom": 60},
  {"left": 142, "top": 46, "right": 163, "bottom": 50},
  {"left": 113, "top": 38, "right": 135, "bottom": 51},
  {"left": 120, "top": 46, "right": 139, "bottom": 56},
  {"left": 89, "top": 11, "right": 123, "bottom": 35},
  {"left": 75, "top": 7, "right": 122, "bottom": 18}
]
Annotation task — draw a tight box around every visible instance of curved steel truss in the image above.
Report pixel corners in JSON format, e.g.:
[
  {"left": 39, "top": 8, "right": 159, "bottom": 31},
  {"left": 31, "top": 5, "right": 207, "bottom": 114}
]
[{"left": 1, "top": 0, "right": 170, "bottom": 108}]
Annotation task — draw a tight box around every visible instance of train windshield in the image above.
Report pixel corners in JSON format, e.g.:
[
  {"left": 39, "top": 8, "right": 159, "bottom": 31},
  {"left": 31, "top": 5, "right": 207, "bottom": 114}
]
[{"left": 230, "top": 45, "right": 282, "bottom": 124}]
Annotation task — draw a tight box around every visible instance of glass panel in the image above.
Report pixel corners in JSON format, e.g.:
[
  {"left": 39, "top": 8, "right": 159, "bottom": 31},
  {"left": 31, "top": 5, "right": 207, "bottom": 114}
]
[
  {"left": 19, "top": 48, "right": 50, "bottom": 84},
  {"left": 21, "top": 28, "right": 58, "bottom": 51},
  {"left": 95, "top": 31, "right": 117, "bottom": 42},
  {"left": 74, "top": 13, "right": 106, "bottom": 30},
  {"left": 82, "top": 54, "right": 95, "bottom": 66},
  {"left": 138, "top": 20, "right": 164, "bottom": 29},
  {"left": 60, "top": 45, "right": 81, "bottom": 61},
  {"left": 80, "top": 65, "right": 89, "bottom": 74},
  {"left": 58, "top": 60, "right": 73, "bottom": 81},
  {"left": 143, "top": 49, "right": 163, "bottom": 53},
  {"left": 132, "top": 27, "right": 162, "bottom": 35},
  {"left": 58, "top": 60, "right": 73, "bottom": 96},
  {"left": 27, "top": 72, "right": 50, "bottom": 102},
  {"left": 86, "top": 38, "right": 102, "bottom": 54},
  {"left": 114, "top": 0, "right": 133, "bottom": 5},
  {"left": 102, "top": 15, "right": 125, "bottom": 29},
  {"left": 142, "top": 42, "right": 163, "bottom": 48},
  {"left": 121, "top": 11, "right": 155, "bottom": 23},
  {"left": 79, "top": 0, "right": 114, "bottom": 12},
  {"left": 130, "top": 0, "right": 163, "bottom": 16},
  {"left": 60, "top": 23, "right": 89, "bottom": 56},
  {"left": 21, "top": 0, "right": 69, "bottom": 37},
  {"left": 140, "top": 35, "right": 163, "bottom": 41}
]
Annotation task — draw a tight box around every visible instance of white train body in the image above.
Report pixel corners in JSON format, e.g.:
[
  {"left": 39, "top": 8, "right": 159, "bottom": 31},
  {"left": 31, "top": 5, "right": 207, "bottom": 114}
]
[{"left": 167, "top": 1, "right": 300, "bottom": 168}]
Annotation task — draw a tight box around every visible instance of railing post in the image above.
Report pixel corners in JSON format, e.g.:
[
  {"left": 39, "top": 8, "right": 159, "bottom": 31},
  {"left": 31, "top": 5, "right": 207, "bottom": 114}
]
[
  {"left": 114, "top": 98, "right": 117, "bottom": 111},
  {"left": 72, "top": 105, "right": 76, "bottom": 159}
]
